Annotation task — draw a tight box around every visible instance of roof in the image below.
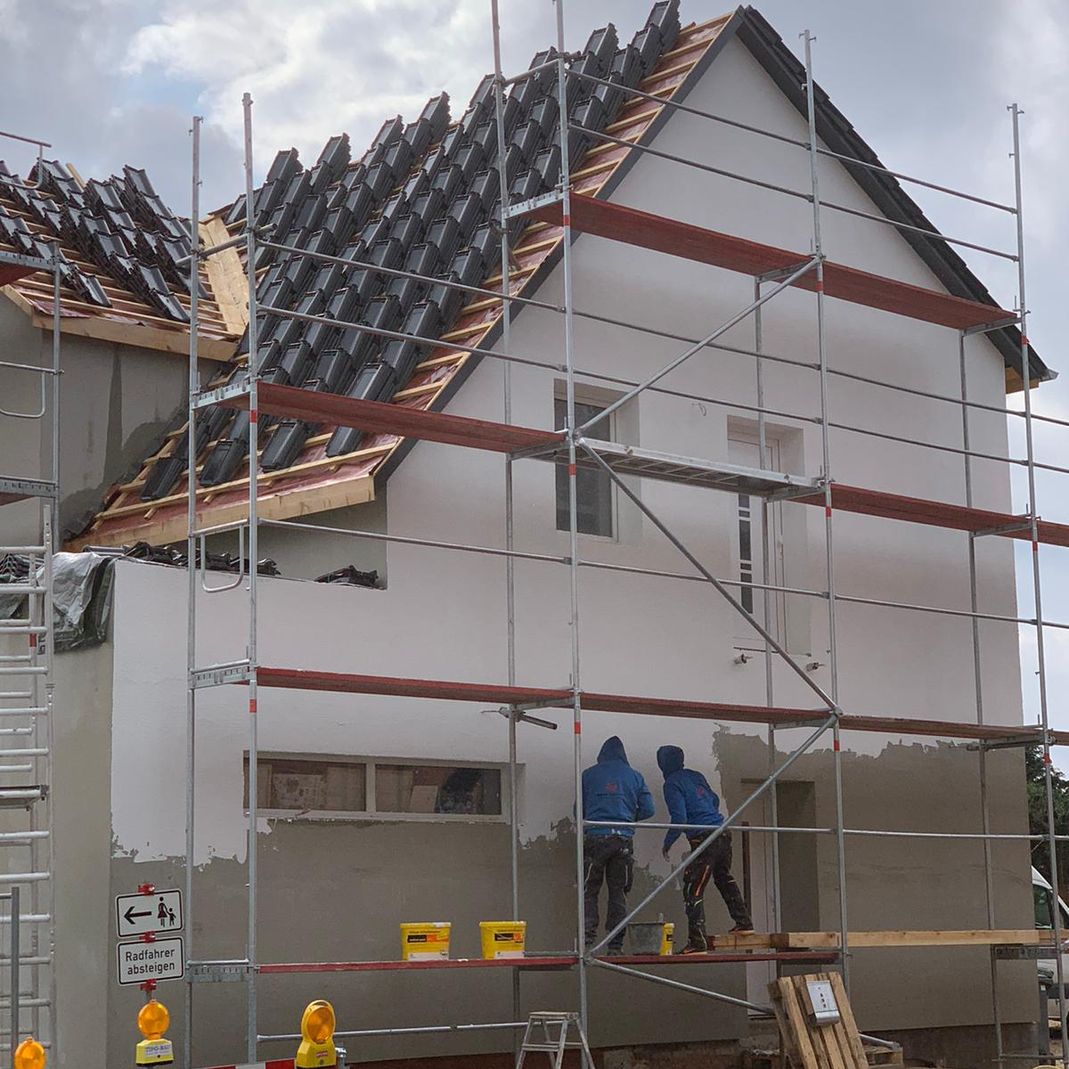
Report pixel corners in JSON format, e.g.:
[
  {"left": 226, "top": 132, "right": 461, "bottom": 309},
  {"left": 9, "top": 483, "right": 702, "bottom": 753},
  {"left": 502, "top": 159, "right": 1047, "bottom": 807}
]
[
  {"left": 40, "top": 2, "right": 1048, "bottom": 550},
  {"left": 0, "top": 162, "right": 239, "bottom": 359},
  {"left": 73, "top": 1, "right": 729, "bottom": 548}
]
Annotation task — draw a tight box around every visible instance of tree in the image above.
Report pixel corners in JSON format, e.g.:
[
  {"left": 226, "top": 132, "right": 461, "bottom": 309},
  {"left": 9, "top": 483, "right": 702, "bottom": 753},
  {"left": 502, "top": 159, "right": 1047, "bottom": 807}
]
[{"left": 1026, "top": 745, "right": 1069, "bottom": 889}]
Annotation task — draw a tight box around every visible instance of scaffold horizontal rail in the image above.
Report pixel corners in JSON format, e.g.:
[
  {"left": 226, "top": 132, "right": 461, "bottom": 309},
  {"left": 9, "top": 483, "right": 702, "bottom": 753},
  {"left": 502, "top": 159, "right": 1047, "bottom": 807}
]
[
  {"left": 249, "top": 668, "right": 1068, "bottom": 745},
  {"left": 0, "top": 477, "right": 58, "bottom": 505},
  {"left": 525, "top": 195, "right": 1016, "bottom": 331}
]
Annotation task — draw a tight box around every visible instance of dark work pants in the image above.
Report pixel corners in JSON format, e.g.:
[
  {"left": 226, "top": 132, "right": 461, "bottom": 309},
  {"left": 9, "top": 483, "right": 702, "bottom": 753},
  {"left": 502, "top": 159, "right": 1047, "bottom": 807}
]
[
  {"left": 683, "top": 832, "right": 751, "bottom": 946},
  {"left": 583, "top": 834, "right": 633, "bottom": 950}
]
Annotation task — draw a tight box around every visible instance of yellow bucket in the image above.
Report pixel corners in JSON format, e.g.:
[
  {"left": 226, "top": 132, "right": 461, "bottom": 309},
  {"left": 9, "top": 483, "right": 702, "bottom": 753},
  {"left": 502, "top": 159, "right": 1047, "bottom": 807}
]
[
  {"left": 660, "top": 923, "right": 675, "bottom": 956},
  {"left": 479, "top": 920, "right": 527, "bottom": 959},
  {"left": 400, "top": 922, "right": 451, "bottom": 961}
]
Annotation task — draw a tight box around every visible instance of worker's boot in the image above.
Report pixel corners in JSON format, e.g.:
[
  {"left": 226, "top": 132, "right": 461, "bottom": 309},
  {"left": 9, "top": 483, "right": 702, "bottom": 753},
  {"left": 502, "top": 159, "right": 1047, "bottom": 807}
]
[{"left": 678, "top": 922, "right": 707, "bottom": 954}]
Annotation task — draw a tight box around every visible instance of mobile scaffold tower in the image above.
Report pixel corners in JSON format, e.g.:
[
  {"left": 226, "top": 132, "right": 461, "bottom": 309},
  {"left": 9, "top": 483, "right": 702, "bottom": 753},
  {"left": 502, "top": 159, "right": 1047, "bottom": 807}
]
[
  {"left": 0, "top": 127, "right": 61, "bottom": 1064},
  {"left": 180, "top": 3, "right": 1068, "bottom": 1066}
]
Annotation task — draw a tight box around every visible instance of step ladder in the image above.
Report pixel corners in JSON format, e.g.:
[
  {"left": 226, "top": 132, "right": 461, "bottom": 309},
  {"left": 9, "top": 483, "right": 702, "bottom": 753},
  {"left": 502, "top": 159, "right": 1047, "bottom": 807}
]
[
  {"left": 515, "top": 1012, "right": 595, "bottom": 1069},
  {"left": 0, "top": 516, "right": 57, "bottom": 1060}
]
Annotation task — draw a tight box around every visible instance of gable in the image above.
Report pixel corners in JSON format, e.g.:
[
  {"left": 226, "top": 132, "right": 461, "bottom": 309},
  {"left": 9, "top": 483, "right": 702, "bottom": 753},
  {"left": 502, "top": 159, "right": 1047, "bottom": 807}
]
[{"left": 65, "top": 3, "right": 1048, "bottom": 550}]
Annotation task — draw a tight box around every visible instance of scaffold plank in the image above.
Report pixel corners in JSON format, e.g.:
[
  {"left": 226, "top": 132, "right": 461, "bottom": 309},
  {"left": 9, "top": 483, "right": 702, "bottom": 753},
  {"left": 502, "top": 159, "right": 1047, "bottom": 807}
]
[
  {"left": 251, "top": 668, "right": 1068, "bottom": 745},
  {"left": 527, "top": 195, "right": 1015, "bottom": 331}
]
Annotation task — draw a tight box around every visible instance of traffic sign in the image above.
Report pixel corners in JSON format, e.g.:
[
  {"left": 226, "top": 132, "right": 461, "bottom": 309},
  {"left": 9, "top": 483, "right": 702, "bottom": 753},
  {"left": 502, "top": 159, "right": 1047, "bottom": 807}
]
[
  {"left": 116, "top": 889, "right": 183, "bottom": 938},
  {"left": 117, "top": 937, "right": 185, "bottom": 986}
]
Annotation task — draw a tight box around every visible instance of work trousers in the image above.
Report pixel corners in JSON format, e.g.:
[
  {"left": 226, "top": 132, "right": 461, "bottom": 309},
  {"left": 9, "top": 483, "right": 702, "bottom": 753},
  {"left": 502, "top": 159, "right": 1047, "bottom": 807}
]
[
  {"left": 583, "top": 834, "right": 633, "bottom": 951},
  {"left": 683, "top": 832, "right": 751, "bottom": 946}
]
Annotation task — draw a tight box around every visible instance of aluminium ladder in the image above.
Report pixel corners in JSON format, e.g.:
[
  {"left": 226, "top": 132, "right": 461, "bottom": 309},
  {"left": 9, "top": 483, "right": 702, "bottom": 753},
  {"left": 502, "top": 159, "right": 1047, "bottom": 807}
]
[
  {"left": 515, "top": 1012, "right": 596, "bottom": 1069},
  {"left": 0, "top": 243, "right": 61, "bottom": 1060}
]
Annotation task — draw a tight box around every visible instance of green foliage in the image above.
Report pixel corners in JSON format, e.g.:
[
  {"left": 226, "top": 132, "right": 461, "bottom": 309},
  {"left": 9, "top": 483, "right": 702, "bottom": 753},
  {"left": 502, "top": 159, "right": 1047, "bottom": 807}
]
[{"left": 1026, "top": 745, "right": 1069, "bottom": 888}]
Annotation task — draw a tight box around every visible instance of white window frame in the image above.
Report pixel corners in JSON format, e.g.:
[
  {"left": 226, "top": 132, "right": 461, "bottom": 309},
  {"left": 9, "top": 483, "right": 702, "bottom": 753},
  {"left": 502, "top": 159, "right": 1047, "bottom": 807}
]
[
  {"left": 554, "top": 390, "right": 619, "bottom": 542},
  {"left": 244, "top": 751, "right": 511, "bottom": 825},
  {"left": 728, "top": 433, "right": 787, "bottom": 649}
]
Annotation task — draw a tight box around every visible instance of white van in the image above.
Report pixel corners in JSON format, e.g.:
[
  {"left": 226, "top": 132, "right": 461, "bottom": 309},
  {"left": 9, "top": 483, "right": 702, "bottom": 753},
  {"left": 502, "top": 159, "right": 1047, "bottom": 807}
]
[{"left": 1032, "top": 866, "right": 1069, "bottom": 1017}]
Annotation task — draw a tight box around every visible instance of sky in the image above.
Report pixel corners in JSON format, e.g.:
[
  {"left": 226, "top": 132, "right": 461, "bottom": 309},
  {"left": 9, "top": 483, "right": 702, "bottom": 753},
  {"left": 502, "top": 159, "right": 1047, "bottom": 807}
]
[{"left": 3, "top": 0, "right": 1069, "bottom": 760}]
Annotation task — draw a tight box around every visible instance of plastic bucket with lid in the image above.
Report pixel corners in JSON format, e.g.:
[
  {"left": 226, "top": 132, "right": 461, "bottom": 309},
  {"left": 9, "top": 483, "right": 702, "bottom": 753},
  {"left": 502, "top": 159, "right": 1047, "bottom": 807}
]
[
  {"left": 400, "top": 922, "right": 451, "bottom": 960},
  {"left": 479, "top": 920, "right": 527, "bottom": 959}
]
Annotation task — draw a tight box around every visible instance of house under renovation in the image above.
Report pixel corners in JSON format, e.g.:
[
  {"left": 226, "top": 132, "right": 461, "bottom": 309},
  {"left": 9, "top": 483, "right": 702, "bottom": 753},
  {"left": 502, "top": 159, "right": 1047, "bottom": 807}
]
[{"left": 0, "top": 4, "right": 1064, "bottom": 1069}]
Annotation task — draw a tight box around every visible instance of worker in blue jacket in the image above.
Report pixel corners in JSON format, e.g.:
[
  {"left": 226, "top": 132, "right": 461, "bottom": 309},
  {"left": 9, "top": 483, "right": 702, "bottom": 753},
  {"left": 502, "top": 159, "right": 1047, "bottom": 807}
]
[
  {"left": 657, "top": 745, "right": 752, "bottom": 952},
  {"left": 581, "top": 736, "right": 655, "bottom": 953}
]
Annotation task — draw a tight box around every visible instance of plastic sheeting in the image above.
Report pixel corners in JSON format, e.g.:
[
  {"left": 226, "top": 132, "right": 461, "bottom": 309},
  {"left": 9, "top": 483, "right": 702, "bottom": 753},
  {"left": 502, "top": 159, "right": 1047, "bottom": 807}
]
[{"left": 0, "top": 552, "right": 114, "bottom": 651}]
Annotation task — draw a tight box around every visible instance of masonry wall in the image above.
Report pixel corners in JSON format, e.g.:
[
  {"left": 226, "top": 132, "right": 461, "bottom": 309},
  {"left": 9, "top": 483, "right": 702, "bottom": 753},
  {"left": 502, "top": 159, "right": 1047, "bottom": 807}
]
[
  {"left": 40, "top": 29, "right": 1042, "bottom": 1069},
  {"left": 0, "top": 296, "right": 215, "bottom": 546}
]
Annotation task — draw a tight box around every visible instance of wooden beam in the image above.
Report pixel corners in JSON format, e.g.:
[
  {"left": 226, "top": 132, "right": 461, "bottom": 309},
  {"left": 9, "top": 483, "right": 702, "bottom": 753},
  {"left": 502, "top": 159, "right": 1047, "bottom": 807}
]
[
  {"left": 69, "top": 472, "right": 375, "bottom": 550},
  {"left": 201, "top": 216, "right": 249, "bottom": 335},
  {"left": 772, "top": 929, "right": 1039, "bottom": 949}
]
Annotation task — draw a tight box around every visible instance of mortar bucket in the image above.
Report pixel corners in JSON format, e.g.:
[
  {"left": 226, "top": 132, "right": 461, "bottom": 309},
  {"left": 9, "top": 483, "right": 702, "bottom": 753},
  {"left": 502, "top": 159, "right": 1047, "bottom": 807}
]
[
  {"left": 400, "top": 922, "right": 451, "bottom": 960},
  {"left": 628, "top": 921, "right": 671, "bottom": 955},
  {"left": 479, "top": 920, "right": 527, "bottom": 959}
]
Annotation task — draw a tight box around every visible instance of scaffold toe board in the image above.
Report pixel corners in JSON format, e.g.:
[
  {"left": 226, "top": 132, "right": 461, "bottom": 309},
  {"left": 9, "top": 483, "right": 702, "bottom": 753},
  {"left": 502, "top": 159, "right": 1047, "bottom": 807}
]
[
  {"left": 257, "top": 956, "right": 579, "bottom": 974},
  {"left": 249, "top": 668, "right": 1069, "bottom": 746},
  {"left": 527, "top": 195, "right": 1016, "bottom": 331},
  {"left": 772, "top": 929, "right": 1041, "bottom": 950},
  {"left": 223, "top": 382, "right": 563, "bottom": 454},
  {"left": 804, "top": 484, "right": 1069, "bottom": 547}
]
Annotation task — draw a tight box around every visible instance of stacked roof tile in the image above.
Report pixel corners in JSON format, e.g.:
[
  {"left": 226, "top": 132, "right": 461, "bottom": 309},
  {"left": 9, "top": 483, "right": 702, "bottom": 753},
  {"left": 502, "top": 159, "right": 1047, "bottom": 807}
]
[
  {"left": 143, "top": 1, "right": 682, "bottom": 502},
  {"left": 72, "top": 4, "right": 738, "bottom": 548},
  {"left": 0, "top": 159, "right": 236, "bottom": 350}
]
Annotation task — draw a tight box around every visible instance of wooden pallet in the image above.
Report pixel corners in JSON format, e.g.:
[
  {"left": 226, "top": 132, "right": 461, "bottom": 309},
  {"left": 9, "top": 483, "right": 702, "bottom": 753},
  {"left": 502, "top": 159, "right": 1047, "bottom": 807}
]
[
  {"left": 744, "top": 1044, "right": 903, "bottom": 1069},
  {"left": 769, "top": 973, "right": 869, "bottom": 1069}
]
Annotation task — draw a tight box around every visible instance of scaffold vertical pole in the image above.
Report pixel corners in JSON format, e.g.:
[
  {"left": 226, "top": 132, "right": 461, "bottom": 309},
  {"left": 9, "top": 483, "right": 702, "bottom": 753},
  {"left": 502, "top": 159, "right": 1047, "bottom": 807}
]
[
  {"left": 754, "top": 285, "right": 781, "bottom": 934},
  {"left": 803, "top": 29, "right": 849, "bottom": 986},
  {"left": 490, "top": 0, "right": 522, "bottom": 1041},
  {"left": 242, "top": 90, "right": 261, "bottom": 1062},
  {"left": 958, "top": 334, "right": 996, "bottom": 928},
  {"left": 1010, "top": 100, "right": 1066, "bottom": 1044},
  {"left": 184, "top": 113, "right": 202, "bottom": 1069},
  {"left": 553, "top": 0, "right": 587, "bottom": 1031}
]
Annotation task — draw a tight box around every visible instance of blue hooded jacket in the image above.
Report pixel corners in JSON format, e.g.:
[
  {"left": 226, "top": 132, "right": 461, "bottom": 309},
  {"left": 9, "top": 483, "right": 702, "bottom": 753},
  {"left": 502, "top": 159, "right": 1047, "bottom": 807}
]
[
  {"left": 657, "top": 745, "right": 724, "bottom": 851},
  {"left": 582, "top": 736, "right": 655, "bottom": 837}
]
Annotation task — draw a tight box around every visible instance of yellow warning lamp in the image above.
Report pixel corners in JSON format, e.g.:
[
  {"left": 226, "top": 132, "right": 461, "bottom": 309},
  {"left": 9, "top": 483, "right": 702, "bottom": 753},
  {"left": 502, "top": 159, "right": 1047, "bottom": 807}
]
[
  {"left": 13, "top": 1038, "right": 46, "bottom": 1069},
  {"left": 296, "top": 1000, "right": 337, "bottom": 1068},
  {"left": 135, "top": 999, "right": 174, "bottom": 1066}
]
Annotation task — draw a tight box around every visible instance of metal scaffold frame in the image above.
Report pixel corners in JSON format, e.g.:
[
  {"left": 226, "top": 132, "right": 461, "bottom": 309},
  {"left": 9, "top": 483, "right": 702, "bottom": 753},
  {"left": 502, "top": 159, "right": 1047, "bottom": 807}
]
[
  {"left": 0, "top": 122, "right": 62, "bottom": 1062},
  {"left": 178, "top": 4, "right": 1065, "bottom": 1065}
]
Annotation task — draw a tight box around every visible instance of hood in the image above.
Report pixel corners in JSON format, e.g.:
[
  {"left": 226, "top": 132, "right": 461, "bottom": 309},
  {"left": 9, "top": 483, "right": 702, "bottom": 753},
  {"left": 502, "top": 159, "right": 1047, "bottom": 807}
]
[
  {"left": 657, "top": 745, "right": 684, "bottom": 777},
  {"left": 597, "top": 736, "right": 628, "bottom": 764}
]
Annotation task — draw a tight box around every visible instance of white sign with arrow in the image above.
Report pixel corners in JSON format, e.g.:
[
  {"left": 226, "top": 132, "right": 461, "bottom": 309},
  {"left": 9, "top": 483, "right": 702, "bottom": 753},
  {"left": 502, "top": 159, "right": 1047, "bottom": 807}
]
[{"left": 115, "top": 888, "right": 183, "bottom": 938}]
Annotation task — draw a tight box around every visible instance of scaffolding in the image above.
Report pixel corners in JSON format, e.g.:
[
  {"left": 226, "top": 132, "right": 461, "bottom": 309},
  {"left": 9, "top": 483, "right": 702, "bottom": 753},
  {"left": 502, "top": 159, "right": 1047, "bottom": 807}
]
[
  {"left": 179, "top": 5, "right": 1066, "bottom": 1067},
  {"left": 0, "top": 124, "right": 61, "bottom": 1062}
]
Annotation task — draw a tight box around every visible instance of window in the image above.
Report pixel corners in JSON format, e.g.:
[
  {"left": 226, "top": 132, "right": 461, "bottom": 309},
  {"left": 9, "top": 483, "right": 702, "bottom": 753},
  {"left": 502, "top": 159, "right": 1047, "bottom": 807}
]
[
  {"left": 376, "top": 764, "right": 501, "bottom": 816},
  {"left": 1036, "top": 885, "right": 1054, "bottom": 929},
  {"left": 728, "top": 435, "right": 785, "bottom": 641},
  {"left": 554, "top": 396, "right": 614, "bottom": 538},
  {"left": 737, "top": 493, "right": 755, "bottom": 614},
  {"left": 244, "top": 754, "right": 505, "bottom": 821}
]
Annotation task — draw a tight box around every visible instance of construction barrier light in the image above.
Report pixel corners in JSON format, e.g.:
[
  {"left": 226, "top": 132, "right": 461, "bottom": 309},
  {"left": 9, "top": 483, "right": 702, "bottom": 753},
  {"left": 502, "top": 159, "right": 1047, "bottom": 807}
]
[
  {"left": 136, "top": 999, "right": 174, "bottom": 1066},
  {"left": 296, "top": 1000, "right": 337, "bottom": 1068},
  {"left": 13, "top": 1038, "right": 46, "bottom": 1069}
]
